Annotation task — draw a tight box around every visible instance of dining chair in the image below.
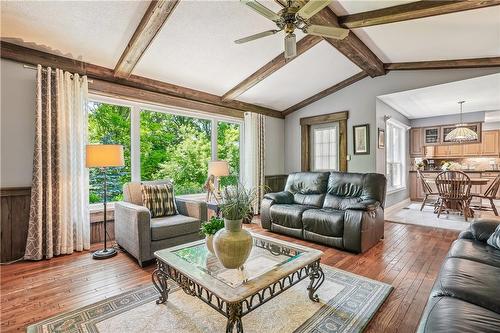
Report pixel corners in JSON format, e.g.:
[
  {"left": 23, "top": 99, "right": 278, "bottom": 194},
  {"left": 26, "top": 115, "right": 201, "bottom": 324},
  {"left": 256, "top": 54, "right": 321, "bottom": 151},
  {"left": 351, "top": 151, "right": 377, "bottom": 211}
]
[
  {"left": 435, "top": 171, "right": 472, "bottom": 221},
  {"left": 470, "top": 174, "right": 500, "bottom": 216},
  {"left": 417, "top": 170, "right": 439, "bottom": 211}
]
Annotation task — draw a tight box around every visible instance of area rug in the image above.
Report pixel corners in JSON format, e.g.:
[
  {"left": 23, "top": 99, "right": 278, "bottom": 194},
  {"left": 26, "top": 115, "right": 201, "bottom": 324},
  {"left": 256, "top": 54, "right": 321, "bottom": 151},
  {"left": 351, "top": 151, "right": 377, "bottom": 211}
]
[
  {"left": 386, "top": 202, "right": 472, "bottom": 231},
  {"left": 27, "top": 265, "right": 392, "bottom": 333}
]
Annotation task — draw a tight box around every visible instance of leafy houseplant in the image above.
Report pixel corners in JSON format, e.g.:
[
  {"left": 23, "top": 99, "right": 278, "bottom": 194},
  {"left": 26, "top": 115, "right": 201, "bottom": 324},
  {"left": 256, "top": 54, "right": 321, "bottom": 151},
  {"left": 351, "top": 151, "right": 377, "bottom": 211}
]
[
  {"left": 200, "top": 217, "right": 224, "bottom": 254},
  {"left": 213, "top": 184, "right": 259, "bottom": 269}
]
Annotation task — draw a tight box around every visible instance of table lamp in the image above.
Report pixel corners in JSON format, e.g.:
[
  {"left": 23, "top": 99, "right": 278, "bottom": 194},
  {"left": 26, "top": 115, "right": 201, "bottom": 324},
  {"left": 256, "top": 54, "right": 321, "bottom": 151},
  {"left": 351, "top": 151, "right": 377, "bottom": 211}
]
[
  {"left": 207, "top": 160, "right": 229, "bottom": 202},
  {"left": 86, "top": 144, "right": 124, "bottom": 259}
]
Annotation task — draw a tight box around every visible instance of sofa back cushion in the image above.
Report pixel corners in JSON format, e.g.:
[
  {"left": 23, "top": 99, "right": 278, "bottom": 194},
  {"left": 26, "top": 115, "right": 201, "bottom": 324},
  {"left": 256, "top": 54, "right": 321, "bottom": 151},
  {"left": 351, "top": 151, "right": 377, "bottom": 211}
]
[
  {"left": 284, "top": 172, "right": 329, "bottom": 207},
  {"left": 324, "top": 172, "right": 386, "bottom": 209}
]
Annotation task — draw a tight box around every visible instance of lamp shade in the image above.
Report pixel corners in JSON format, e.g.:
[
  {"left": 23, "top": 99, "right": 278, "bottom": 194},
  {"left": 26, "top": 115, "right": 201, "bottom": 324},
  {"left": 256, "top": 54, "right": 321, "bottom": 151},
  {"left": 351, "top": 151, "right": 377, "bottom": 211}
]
[
  {"left": 208, "top": 160, "right": 230, "bottom": 177},
  {"left": 86, "top": 144, "right": 124, "bottom": 168}
]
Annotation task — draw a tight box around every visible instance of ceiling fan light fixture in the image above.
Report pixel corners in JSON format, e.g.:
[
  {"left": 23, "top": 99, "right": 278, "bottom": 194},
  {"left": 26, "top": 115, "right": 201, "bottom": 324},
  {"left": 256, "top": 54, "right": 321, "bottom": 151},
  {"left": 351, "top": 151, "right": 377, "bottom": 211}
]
[
  {"left": 284, "top": 33, "right": 296, "bottom": 59},
  {"left": 296, "top": 0, "right": 332, "bottom": 20}
]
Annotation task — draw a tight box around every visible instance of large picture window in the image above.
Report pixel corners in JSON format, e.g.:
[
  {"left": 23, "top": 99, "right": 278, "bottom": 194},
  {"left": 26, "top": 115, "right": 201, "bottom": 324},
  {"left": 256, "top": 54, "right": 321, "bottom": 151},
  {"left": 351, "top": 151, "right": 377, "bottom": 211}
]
[
  {"left": 87, "top": 97, "right": 243, "bottom": 202},
  {"left": 386, "top": 119, "right": 407, "bottom": 192},
  {"left": 88, "top": 102, "right": 131, "bottom": 203},
  {"left": 140, "top": 110, "right": 212, "bottom": 195}
]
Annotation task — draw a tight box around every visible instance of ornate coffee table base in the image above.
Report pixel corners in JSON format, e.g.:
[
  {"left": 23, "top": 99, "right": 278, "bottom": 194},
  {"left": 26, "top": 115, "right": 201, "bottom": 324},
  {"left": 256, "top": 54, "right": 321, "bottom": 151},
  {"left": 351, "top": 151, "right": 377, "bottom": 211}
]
[{"left": 151, "top": 259, "right": 324, "bottom": 333}]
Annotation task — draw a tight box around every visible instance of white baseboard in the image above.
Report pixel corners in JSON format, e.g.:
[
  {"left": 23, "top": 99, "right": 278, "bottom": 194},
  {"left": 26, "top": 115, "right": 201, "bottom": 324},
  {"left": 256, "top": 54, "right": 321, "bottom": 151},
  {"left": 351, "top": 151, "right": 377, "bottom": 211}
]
[{"left": 385, "top": 198, "right": 411, "bottom": 215}]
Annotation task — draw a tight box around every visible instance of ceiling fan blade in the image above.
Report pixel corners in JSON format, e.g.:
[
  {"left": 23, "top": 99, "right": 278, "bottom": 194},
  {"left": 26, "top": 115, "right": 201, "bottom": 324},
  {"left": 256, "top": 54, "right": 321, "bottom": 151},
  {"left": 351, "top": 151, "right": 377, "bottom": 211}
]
[
  {"left": 305, "top": 24, "right": 349, "bottom": 39},
  {"left": 297, "top": 0, "right": 332, "bottom": 20},
  {"left": 234, "top": 29, "right": 281, "bottom": 44},
  {"left": 241, "top": 0, "right": 281, "bottom": 22}
]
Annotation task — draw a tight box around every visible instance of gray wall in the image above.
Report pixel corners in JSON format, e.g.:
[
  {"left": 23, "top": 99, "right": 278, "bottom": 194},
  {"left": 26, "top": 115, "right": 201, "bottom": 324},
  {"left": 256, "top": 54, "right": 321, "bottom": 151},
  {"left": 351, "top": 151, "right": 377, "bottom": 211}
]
[
  {"left": 284, "top": 67, "right": 500, "bottom": 207},
  {"left": 1, "top": 59, "right": 36, "bottom": 187},
  {"left": 410, "top": 111, "right": 485, "bottom": 128},
  {"left": 376, "top": 99, "right": 410, "bottom": 208}
]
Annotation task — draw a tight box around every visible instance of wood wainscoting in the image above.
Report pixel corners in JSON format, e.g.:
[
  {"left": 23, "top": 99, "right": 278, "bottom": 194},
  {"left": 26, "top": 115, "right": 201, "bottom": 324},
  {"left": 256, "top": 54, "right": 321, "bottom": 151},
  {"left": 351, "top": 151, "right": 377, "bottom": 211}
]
[{"left": 0, "top": 187, "right": 31, "bottom": 263}]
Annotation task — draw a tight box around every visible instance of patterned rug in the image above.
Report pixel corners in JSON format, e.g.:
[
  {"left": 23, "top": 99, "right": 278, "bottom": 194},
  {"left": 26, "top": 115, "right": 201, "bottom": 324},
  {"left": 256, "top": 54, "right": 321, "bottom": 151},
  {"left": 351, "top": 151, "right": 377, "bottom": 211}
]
[{"left": 27, "top": 265, "right": 392, "bottom": 333}]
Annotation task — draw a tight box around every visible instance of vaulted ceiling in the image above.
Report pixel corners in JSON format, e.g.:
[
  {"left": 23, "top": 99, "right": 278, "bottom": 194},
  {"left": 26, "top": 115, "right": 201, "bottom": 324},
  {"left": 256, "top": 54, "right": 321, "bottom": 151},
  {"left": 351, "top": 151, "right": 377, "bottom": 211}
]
[{"left": 1, "top": 0, "right": 499, "bottom": 117}]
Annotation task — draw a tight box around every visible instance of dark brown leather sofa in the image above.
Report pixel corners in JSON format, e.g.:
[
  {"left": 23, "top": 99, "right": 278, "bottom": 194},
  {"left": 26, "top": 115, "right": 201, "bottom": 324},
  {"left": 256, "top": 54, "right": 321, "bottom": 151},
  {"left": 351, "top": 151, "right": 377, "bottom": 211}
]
[
  {"left": 417, "top": 219, "right": 500, "bottom": 333},
  {"left": 261, "top": 171, "right": 386, "bottom": 253}
]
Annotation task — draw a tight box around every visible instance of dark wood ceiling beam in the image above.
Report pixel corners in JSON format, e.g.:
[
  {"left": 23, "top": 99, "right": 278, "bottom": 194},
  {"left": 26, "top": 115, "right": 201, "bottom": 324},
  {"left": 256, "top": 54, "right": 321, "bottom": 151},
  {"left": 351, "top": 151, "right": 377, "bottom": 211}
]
[
  {"left": 114, "top": 0, "right": 179, "bottom": 78},
  {"left": 222, "top": 35, "right": 322, "bottom": 101},
  {"left": 0, "top": 41, "right": 283, "bottom": 118},
  {"left": 385, "top": 57, "right": 500, "bottom": 70},
  {"left": 310, "top": 7, "right": 385, "bottom": 77},
  {"left": 283, "top": 71, "right": 368, "bottom": 116},
  {"left": 339, "top": 0, "right": 500, "bottom": 29}
]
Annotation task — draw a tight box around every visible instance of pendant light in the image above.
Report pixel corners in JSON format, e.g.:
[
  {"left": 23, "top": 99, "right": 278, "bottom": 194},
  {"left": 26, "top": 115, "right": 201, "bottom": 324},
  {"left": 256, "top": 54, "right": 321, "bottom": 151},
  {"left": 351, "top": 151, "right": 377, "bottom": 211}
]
[{"left": 445, "top": 101, "right": 478, "bottom": 143}]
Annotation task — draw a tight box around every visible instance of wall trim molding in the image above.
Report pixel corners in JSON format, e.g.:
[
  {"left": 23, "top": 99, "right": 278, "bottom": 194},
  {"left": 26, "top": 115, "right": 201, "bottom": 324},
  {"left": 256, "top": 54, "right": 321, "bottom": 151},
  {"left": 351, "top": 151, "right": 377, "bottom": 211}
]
[{"left": 300, "top": 111, "right": 349, "bottom": 172}]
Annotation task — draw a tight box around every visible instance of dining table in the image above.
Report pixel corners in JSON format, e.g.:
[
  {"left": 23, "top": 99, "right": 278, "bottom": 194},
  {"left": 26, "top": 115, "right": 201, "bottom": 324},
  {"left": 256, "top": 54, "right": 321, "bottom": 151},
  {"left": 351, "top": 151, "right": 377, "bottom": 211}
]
[{"left": 425, "top": 177, "right": 490, "bottom": 217}]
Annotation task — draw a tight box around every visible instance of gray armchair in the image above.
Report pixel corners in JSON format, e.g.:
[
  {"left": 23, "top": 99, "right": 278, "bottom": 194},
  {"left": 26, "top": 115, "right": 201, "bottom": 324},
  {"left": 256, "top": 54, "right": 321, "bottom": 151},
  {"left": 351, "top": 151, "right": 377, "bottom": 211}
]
[{"left": 114, "top": 181, "right": 207, "bottom": 266}]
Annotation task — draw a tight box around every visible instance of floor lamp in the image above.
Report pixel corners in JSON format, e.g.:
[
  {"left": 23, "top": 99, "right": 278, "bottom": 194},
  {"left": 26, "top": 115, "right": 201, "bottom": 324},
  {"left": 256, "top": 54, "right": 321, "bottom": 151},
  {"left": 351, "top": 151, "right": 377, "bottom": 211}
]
[{"left": 86, "top": 144, "right": 124, "bottom": 260}]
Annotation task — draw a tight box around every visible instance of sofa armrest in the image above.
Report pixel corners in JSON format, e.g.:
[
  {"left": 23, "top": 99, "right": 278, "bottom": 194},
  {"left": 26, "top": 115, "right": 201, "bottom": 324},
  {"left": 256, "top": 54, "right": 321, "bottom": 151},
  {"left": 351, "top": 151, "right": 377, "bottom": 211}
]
[
  {"left": 114, "top": 201, "right": 152, "bottom": 266},
  {"left": 460, "top": 219, "right": 500, "bottom": 242},
  {"left": 175, "top": 198, "right": 207, "bottom": 222},
  {"left": 345, "top": 200, "right": 380, "bottom": 211},
  {"left": 263, "top": 191, "right": 294, "bottom": 204}
]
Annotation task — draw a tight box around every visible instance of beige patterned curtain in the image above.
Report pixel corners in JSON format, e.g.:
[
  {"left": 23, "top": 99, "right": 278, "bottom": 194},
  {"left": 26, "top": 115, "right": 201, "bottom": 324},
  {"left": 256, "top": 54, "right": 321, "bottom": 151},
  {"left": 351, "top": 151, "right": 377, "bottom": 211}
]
[
  {"left": 24, "top": 65, "right": 90, "bottom": 260},
  {"left": 243, "top": 112, "right": 265, "bottom": 214}
]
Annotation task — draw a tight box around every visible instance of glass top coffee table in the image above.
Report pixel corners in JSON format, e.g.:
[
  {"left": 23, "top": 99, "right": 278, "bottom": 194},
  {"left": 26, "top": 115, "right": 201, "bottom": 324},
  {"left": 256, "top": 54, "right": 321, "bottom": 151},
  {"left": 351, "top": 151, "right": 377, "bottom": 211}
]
[{"left": 152, "top": 233, "right": 324, "bottom": 333}]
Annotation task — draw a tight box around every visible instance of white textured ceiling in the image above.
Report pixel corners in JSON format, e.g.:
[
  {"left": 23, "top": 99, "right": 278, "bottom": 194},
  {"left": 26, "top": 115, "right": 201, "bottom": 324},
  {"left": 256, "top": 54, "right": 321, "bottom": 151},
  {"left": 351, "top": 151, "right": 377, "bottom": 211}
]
[
  {"left": 237, "top": 41, "right": 361, "bottom": 110},
  {"left": 134, "top": 0, "right": 306, "bottom": 96},
  {"left": 354, "top": 6, "right": 500, "bottom": 63},
  {"left": 331, "top": 0, "right": 417, "bottom": 15},
  {"left": 378, "top": 73, "right": 500, "bottom": 119},
  {"left": 0, "top": 1, "right": 149, "bottom": 68}
]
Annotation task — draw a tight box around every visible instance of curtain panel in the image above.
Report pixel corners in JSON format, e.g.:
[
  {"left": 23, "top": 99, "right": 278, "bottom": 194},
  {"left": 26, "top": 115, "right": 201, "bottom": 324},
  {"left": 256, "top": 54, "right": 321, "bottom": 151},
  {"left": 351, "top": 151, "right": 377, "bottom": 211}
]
[
  {"left": 24, "top": 65, "right": 90, "bottom": 260},
  {"left": 243, "top": 112, "right": 265, "bottom": 214}
]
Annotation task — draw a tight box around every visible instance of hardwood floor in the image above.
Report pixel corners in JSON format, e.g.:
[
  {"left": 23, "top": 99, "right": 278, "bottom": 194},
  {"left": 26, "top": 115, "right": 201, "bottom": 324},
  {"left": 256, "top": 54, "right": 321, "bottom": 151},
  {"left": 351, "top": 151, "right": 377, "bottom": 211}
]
[{"left": 0, "top": 221, "right": 459, "bottom": 333}]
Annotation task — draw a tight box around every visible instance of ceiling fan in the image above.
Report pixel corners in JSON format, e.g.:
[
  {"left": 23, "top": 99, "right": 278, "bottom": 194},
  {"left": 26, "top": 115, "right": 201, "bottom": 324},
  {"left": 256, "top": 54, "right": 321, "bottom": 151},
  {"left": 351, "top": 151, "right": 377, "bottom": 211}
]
[{"left": 235, "top": 0, "right": 349, "bottom": 59}]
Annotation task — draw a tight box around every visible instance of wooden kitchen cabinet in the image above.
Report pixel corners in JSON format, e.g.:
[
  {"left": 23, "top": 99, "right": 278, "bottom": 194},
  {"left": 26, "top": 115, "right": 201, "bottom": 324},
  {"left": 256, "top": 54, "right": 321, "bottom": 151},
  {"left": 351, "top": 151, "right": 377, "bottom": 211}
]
[
  {"left": 410, "top": 172, "right": 424, "bottom": 201},
  {"left": 463, "top": 142, "right": 481, "bottom": 156},
  {"left": 481, "top": 131, "right": 499, "bottom": 155},
  {"left": 448, "top": 145, "right": 463, "bottom": 157},
  {"left": 410, "top": 128, "right": 424, "bottom": 157}
]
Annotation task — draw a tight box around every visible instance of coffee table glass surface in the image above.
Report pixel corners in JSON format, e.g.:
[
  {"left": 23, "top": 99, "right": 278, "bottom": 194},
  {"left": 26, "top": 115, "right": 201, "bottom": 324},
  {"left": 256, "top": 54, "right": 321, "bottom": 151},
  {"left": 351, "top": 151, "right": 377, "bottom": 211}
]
[{"left": 153, "top": 233, "right": 323, "bottom": 303}]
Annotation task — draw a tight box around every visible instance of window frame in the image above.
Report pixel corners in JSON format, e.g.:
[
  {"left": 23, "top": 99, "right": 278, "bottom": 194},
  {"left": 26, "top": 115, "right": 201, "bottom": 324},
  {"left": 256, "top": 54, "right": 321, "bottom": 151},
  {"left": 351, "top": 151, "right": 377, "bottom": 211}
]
[
  {"left": 88, "top": 94, "right": 244, "bottom": 196},
  {"left": 310, "top": 122, "right": 339, "bottom": 172},
  {"left": 385, "top": 118, "right": 409, "bottom": 194}
]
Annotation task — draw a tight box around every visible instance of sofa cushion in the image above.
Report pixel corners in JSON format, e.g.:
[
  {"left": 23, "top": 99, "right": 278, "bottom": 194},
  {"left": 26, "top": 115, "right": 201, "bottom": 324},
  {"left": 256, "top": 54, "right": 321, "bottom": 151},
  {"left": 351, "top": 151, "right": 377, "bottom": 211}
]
[
  {"left": 284, "top": 172, "right": 329, "bottom": 207},
  {"left": 323, "top": 195, "right": 360, "bottom": 210},
  {"left": 151, "top": 215, "right": 200, "bottom": 241},
  {"left": 487, "top": 224, "right": 500, "bottom": 250},
  {"left": 418, "top": 296, "right": 500, "bottom": 333},
  {"left": 431, "top": 257, "right": 500, "bottom": 314},
  {"left": 302, "top": 208, "right": 344, "bottom": 237},
  {"left": 269, "top": 204, "right": 312, "bottom": 229},
  {"left": 448, "top": 239, "right": 500, "bottom": 268},
  {"left": 327, "top": 172, "right": 386, "bottom": 207}
]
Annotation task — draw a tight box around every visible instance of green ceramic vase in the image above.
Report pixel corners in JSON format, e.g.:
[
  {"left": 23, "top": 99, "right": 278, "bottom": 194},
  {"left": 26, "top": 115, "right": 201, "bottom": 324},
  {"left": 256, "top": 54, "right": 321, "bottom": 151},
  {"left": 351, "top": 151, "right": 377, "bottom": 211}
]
[{"left": 213, "top": 219, "right": 253, "bottom": 269}]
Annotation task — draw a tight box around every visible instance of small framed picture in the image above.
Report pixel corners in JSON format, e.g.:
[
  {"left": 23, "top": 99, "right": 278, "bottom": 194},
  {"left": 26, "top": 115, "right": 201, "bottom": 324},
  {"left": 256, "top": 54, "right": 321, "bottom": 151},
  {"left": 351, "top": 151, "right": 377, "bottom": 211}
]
[
  {"left": 378, "top": 128, "right": 385, "bottom": 149},
  {"left": 353, "top": 124, "right": 370, "bottom": 155}
]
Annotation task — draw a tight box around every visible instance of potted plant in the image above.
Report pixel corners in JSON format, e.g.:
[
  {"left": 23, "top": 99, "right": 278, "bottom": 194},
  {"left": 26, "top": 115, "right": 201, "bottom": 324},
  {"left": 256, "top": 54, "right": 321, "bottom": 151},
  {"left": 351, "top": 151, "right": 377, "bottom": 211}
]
[
  {"left": 213, "top": 184, "right": 259, "bottom": 269},
  {"left": 200, "top": 217, "right": 225, "bottom": 254}
]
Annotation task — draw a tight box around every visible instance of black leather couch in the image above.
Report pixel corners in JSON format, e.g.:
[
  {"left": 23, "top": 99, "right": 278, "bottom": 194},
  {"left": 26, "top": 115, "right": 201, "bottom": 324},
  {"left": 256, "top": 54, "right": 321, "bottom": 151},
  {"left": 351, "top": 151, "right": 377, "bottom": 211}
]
[
  {"left": 417, "top": 219, "right": 500, "bottom": 333},
  {"left": 261, "top": 171, "right": 386, "bottom": 253}
]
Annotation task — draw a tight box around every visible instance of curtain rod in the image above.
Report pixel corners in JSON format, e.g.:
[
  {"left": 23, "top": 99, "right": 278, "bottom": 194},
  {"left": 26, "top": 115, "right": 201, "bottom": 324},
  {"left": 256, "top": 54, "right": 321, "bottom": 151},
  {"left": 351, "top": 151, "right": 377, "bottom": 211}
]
[{"left": 23, "top": 64, "right": 94, "bottom": 83}]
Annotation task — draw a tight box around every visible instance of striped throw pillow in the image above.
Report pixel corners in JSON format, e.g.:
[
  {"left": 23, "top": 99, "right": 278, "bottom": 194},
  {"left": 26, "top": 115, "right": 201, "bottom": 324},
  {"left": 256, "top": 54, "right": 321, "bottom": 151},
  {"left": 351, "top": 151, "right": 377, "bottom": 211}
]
[{"left": 141, "top": 183, "right": 177, "bottom": 218}]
